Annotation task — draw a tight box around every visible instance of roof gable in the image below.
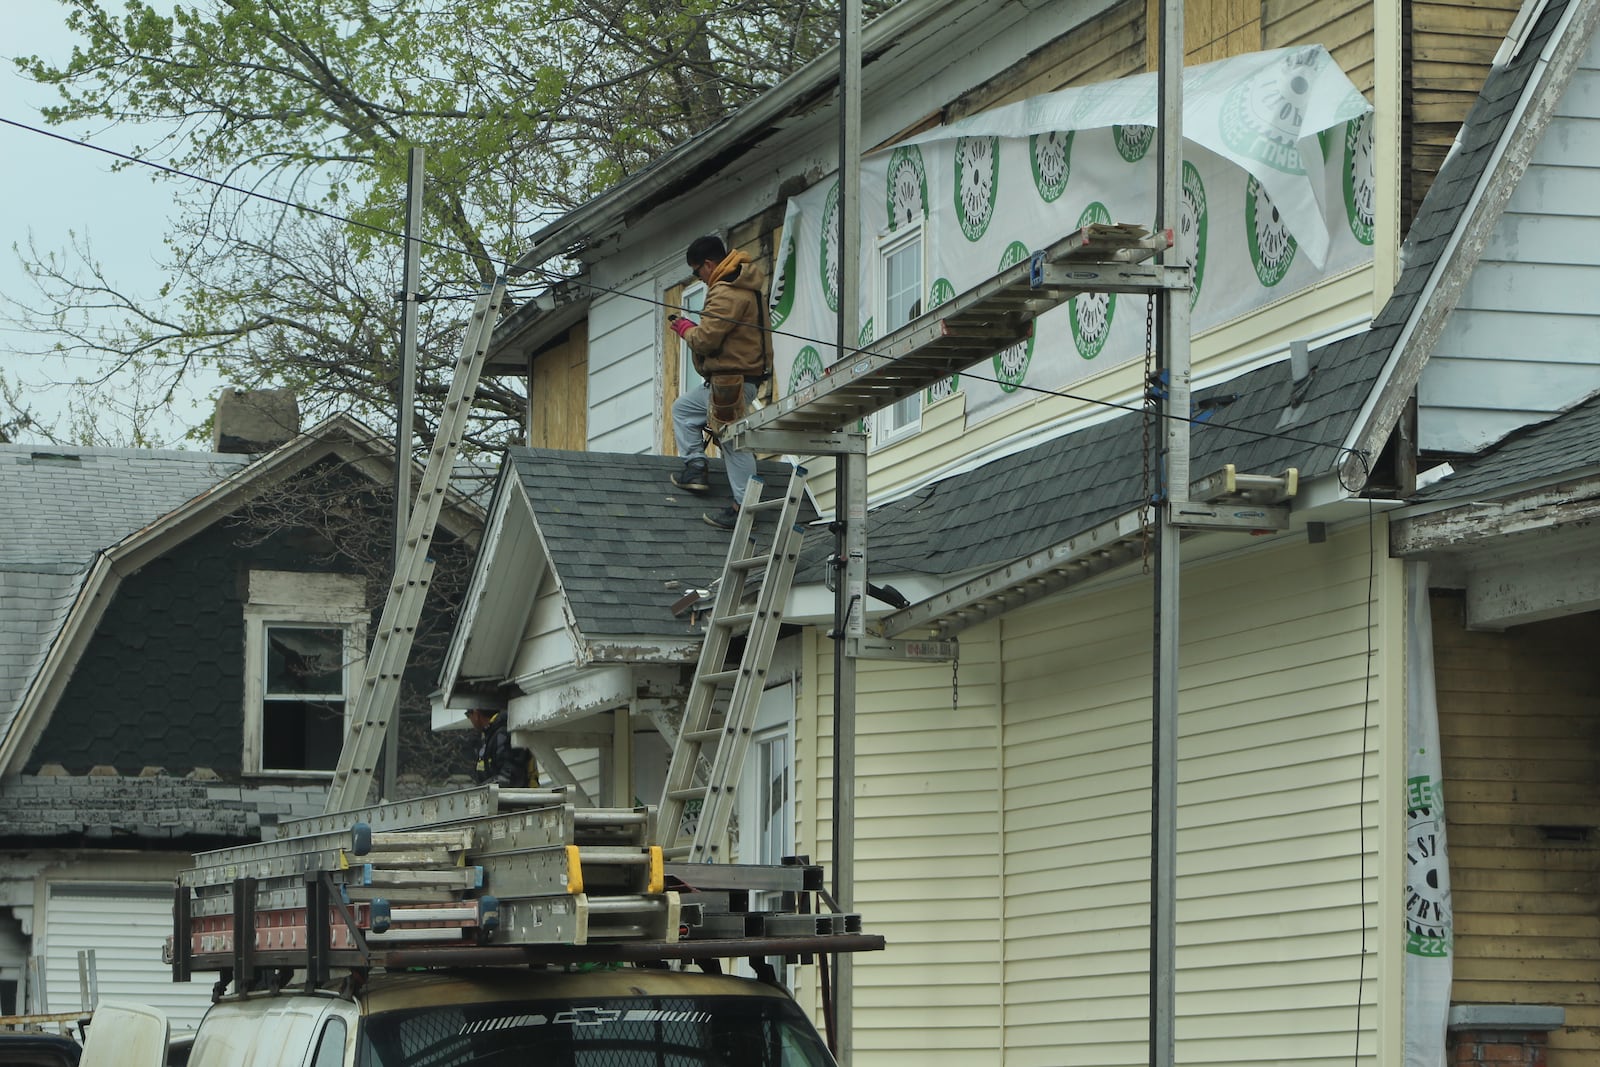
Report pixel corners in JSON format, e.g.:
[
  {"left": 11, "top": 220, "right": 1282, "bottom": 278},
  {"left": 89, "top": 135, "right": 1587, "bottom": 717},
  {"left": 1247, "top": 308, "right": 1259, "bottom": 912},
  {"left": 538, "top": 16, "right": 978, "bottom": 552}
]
[{"left": 0, "top": 413, "right": 485, "bottom": 774}]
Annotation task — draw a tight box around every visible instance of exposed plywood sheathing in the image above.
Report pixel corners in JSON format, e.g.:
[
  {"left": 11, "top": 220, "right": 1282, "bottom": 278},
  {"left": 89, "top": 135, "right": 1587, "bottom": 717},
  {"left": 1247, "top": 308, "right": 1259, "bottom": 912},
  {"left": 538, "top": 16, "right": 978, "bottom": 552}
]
[
  {"left": 1432, "top": 591, "right": 1600, "bottom": 1061},
  {"left": 530, "top": 319, "right": 588, "bottom": 451},
  {"left": 1144, "top": 0, "right": 1263, "bottom": 70}
]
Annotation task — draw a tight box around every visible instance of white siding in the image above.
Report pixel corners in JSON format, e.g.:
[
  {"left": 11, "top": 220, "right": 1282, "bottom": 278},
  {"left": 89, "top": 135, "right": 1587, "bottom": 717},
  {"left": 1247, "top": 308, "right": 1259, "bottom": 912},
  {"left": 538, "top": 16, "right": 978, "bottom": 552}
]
[
  {"left": 586, "top": 280, "right": 659, "bottom": 454},
  {"left": 509, "top": 570, "right": 580, "bottom": 680},
  {"left": 1420, "top": 44, "right": 1600, "bottom": 455},
  {"left": 44, "top": 883, "right": 215, "bottom": 1028}
]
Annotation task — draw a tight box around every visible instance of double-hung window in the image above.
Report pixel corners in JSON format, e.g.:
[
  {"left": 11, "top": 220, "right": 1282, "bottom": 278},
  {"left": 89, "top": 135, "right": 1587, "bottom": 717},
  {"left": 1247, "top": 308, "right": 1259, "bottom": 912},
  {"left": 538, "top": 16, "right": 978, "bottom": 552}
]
[
  {"left": 243, "top": 571, "right": 367, "bottom": 775},
  {"left": 873, "top": 220, "right": 925, "bottom": 446}
]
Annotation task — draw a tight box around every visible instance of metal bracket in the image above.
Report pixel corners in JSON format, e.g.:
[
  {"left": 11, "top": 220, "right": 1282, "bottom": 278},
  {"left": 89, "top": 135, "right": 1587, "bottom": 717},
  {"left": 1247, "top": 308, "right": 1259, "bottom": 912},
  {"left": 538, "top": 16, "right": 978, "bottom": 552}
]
[
  {"left": 1167, "top": 500, "right": 1290, "bottom": 531},
  {"left": 846, "top": 635, "right": 959, "bottom": 661}
]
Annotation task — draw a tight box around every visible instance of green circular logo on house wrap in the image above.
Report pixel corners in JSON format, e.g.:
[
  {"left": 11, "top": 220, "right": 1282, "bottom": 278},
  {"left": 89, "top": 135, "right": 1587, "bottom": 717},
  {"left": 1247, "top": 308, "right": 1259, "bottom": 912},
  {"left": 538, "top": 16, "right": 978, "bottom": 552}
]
[
  {"left": 1405, "top": 772, "right": 1452, "bottom": 957},
  {"left": 992, "top": 245, "right": 1036, "bottom": 390},
  {"left": 887, "top": 145, "right": 929, "bottom": 230},
  {"left": 769, "top": 230, "right": 798, "bottom": 328},
  {"left": 1113, "top": 124, "right": 1154, "bottom": 163},
  {"left": 955, "top": 136, "right": 999, "bottom": 241},
  {"left": 1030, "top": 130, "right": 1073, "bottom": 202},
  {"left": 1245, "top": 176, "right": 1297, "bottom": 287},
  {"left": 1179, "top": 161, "right": 1208, "bottom": 310},
  {"left": 819, "top": 180, "right": 842, "bottom": 312},
  {"left": 1220, "top": 48, "right": 1326, "bottom": 175},
  {"left": 789, "top": 345, "right": 825, "bottom": 393},
  {"left": 1343, "top": 112, "right": 1376, "bottom": 246},
  {"left": 925, "top": 277, "right": 960, "bottom": 401},
  {"left": 1070, "top": 204, "right": 1117, "bottom": 360}
]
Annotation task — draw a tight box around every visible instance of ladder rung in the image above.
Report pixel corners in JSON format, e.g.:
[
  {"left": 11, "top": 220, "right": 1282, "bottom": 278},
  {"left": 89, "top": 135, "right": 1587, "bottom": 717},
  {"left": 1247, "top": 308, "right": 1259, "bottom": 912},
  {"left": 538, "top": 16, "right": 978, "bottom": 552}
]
[
  {"left": 697, "top": 669, "right": 740, "bottom": 686},
  {"left": 716, "top": 611, "right": 756, "bottom": 630},
  {"left": 684, "top": 728, "right": 722, "bottom": 745},
  {"left": 667, "top": 786, "right": 708, "bottom": 802}
]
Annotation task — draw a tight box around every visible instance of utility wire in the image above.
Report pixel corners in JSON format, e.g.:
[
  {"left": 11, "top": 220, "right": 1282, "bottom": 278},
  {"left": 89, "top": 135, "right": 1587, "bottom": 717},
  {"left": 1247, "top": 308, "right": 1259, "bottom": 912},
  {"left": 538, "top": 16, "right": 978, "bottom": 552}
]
[{"left": 2, "top": 112, "right": 1373, "bottom": 469}]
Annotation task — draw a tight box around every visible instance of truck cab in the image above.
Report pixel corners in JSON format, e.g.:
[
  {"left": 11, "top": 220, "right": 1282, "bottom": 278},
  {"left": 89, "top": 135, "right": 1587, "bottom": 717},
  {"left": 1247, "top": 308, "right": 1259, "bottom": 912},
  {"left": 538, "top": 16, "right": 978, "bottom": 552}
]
[{"left": 85, "top": 967, "right": 836, "bottom": 1067}]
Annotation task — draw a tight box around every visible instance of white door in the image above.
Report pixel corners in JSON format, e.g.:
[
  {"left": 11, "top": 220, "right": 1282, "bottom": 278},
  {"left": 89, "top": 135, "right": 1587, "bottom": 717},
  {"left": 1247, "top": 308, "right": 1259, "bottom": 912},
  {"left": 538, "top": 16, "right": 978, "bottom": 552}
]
[{"left": 44, "top": 883, "right": 216, "bottom": 1028}]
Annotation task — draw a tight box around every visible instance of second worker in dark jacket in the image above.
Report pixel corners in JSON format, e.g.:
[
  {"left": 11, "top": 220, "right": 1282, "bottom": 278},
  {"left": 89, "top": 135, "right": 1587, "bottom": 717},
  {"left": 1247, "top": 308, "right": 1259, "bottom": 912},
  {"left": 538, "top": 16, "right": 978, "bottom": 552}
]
[{"left": 465, "top": 708, "right": 533, "bottom": 788}]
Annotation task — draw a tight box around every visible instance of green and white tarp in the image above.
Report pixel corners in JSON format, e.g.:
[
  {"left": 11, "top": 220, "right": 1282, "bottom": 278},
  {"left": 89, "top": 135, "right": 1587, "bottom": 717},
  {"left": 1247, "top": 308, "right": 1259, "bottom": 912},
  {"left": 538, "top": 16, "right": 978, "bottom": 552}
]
[{"left": 767, "top": 45, "right": 1375, "bottom": 424}]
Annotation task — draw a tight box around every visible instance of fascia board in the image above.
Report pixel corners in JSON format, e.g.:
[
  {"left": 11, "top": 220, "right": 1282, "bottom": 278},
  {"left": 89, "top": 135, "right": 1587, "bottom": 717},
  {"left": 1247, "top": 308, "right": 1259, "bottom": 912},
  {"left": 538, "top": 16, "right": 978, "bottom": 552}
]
[{"left": 1339, "top": 0, "right": 1600, "bottom": 488}]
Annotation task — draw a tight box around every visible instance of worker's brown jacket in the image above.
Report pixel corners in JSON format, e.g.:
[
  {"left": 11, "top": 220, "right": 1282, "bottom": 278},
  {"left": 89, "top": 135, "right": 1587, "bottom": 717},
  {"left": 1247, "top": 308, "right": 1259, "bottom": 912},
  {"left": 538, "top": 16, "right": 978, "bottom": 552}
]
[{"left": 682, "top": 259, "right": 770, "bottom": 380}]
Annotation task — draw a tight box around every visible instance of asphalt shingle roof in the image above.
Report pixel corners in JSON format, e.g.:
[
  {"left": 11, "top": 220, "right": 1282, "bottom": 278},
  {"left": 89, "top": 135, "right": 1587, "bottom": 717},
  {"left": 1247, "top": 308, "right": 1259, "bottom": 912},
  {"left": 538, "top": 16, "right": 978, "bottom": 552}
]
[
  {"left": 0, "top": 445, "right": 250, "bottom": 741},
  {"left": 506, "top": 448, "right": 818, "bottom": 640},
  {"left": 1416, "top": 389, "right": 1600, "bottom": 501}
]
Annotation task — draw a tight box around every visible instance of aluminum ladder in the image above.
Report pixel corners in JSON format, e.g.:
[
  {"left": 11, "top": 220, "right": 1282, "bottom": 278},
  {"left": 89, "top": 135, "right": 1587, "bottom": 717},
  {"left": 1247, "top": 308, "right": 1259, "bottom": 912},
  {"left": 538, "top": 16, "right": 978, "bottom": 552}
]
[
  {"left": 657, "top": 467, "right": 809, "bottom": 862},
  {"left": 323, "top": 279, "right": 508, "bottom": 813}
]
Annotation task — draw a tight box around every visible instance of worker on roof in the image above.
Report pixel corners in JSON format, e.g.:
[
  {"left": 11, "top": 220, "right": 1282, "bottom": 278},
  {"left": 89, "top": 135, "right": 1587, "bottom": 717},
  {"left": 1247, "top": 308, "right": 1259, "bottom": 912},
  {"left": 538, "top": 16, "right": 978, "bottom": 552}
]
[
  {"left": 465, "top": 707, "right": 534, "bottom": 788},
  {"left": 667, "top": 234, "right": 773, "bottom": 530}
]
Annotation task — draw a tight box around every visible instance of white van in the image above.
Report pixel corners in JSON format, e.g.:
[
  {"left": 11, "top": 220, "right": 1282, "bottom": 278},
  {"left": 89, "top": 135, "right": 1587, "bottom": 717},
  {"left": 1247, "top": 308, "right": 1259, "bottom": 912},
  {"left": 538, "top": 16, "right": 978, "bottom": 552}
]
[{"left": 84, "top": 967, "right": 837, "bottom": 1067}]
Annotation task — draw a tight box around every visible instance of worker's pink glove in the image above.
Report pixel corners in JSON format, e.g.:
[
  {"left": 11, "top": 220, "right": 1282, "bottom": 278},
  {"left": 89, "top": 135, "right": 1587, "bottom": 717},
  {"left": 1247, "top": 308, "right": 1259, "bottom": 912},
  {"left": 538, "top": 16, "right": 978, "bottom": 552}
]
[{"left": 669, "top": 316, "right": 695, "bottom": 338}]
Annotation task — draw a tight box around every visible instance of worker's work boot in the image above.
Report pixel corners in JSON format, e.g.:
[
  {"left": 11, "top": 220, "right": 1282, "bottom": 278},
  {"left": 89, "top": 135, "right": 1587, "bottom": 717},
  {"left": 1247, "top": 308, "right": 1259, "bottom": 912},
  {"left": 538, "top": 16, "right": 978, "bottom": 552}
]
[{"left": 672, "top": 458, "right": 710, "bottom": 492}]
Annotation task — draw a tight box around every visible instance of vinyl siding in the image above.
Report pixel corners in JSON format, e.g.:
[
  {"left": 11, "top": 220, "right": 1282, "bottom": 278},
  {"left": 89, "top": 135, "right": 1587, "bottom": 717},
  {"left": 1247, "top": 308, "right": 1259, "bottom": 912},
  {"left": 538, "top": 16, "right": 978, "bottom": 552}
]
[
  {"left": 997, "top": 525, "right": 1391, "bottom": 1065},
  {"left": 508, "top": 569, "right": 578, "bottom": 680},
  {"left": 587, "top": 279, "right": 659, "bottom": 454},
  {"left": 1420, "top": 38, "right": 1600, "bottom": 455}
]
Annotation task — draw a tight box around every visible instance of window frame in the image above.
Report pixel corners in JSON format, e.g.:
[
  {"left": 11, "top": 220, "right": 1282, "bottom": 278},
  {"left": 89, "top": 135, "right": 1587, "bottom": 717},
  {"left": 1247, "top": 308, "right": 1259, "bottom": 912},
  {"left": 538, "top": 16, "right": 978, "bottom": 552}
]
[
  {"left": 242, "top": 570, "right": 368, "bottom": 777},
  {"left": 872, "top": 219, "right": 927, "bottom": 448},
  {"left": 677, "top": 279, "right": 709, "bottom": 393}
]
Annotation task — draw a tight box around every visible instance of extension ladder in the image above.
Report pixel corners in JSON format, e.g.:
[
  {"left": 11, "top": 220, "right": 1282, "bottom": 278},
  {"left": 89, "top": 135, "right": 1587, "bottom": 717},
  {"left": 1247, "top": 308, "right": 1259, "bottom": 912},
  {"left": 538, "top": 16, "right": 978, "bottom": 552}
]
[
  {"left": 657, "top": 467, "right": 809, "bottom": 862},
  {"left": 323, "top": 280, "right": 507, "bottom": 813}
]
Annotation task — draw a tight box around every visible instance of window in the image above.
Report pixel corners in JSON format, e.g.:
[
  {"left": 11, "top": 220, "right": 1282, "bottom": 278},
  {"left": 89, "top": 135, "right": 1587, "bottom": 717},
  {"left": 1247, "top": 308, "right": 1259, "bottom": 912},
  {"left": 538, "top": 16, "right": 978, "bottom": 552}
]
[
  {"left": 677, "top": 280, "right": 708, "bottom": 392},
  {"left": 243, "top": 571, "right": 367, "bottom": 775},
  {"left": 311, "top": 1018, "right": 348, "bottom": 1067},
  {"left": 873, "top": 221, "right": 925, "bottom": 446}
]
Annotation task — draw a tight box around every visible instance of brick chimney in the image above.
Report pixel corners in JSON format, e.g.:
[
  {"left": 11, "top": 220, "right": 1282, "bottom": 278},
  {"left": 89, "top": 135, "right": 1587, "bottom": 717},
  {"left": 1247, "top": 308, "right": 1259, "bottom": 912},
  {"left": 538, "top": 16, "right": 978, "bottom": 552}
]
[{"left": 212, "top": 388, "right": 300, "bottom": 454}]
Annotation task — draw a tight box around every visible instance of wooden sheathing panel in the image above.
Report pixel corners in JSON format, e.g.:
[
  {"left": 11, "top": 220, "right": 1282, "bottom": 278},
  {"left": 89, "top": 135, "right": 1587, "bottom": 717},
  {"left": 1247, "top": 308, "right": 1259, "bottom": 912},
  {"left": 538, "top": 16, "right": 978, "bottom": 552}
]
[
  {"left": 530, "top": 320, "right": 587, "bottom": 451},
  {"left": 1431, "top": 591, "right": 1600, "bottom": 1062},
  {"left": 947, "top": 0, "right": 1149, "bottom": 121},
  {"left": 807, "top": 623, "right": 1006, "bottom": 1061},
  {"left": 1263, "top": 0, "right": 1374, "bottom": 95},
  {"left": 1144, "top": 0, "right": 1264, "bottom": 70},
  {"left": 1001, "top": 527, "right": 1388, "bottom": 1063},
  {"left": 663, "top": 280, "right": 687, "bottom": 457},
  {"left": 1406, "top": 0, "right": 1523, "bottom": 223}
]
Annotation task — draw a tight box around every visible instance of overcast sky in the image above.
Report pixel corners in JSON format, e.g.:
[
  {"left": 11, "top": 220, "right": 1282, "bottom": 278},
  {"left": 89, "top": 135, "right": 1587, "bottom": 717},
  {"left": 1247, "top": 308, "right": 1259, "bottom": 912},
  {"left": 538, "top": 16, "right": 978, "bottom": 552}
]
[{"left": 1, "top": 2, "right": 223, "bottom": 448}]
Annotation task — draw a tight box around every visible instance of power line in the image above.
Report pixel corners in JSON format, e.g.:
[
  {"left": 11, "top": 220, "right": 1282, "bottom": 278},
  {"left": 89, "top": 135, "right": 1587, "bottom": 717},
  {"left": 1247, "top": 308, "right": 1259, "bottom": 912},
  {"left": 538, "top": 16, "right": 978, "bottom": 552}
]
[{"left": 1, "top": 112, "right": 1371, "bottom": 467}]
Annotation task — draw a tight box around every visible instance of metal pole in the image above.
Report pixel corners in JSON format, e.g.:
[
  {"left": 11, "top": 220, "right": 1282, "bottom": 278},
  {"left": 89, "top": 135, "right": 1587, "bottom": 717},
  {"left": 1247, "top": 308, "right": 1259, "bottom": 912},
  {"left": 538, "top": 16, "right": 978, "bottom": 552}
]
[
  {"left": 388, "top": 146, "right": 425, "bottom": 801},
  {"left": 1151, "top": 0, "right": 1188, "bottom": 1062},
  {"left": 832, "top": 0, "right": 863, "bottom": 1060}
]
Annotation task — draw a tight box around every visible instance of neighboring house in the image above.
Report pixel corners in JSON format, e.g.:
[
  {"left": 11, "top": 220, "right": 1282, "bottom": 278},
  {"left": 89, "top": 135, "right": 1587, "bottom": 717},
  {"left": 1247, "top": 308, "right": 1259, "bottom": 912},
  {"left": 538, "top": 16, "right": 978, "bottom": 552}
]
[
  {"left": 0, "top": 406, "right": 482, "bottom": 1026},
  {"left": 437, "top": 0, "right": 1600, "bottom": 1063}
]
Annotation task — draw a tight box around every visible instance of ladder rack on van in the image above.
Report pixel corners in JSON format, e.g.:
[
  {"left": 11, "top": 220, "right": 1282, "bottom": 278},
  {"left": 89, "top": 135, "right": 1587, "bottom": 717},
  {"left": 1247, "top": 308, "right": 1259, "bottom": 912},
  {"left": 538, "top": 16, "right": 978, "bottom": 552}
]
[{"left": 167, "top": 784, "right": 882, "bottom": 989}]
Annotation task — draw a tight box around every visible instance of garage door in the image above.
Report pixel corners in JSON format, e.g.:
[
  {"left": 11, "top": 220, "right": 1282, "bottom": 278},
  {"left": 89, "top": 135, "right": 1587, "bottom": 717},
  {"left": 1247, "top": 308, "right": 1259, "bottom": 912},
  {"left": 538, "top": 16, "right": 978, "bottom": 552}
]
[{"left": 45, "top": 883, "right": 215, "bottom": 1028}]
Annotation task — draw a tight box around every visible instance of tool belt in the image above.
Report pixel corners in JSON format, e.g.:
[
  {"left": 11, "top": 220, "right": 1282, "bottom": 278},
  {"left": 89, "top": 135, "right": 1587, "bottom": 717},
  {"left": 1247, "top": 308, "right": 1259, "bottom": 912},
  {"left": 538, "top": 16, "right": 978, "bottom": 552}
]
[{"left": 706, "top": 373, "right": 748, "bottom": 433}]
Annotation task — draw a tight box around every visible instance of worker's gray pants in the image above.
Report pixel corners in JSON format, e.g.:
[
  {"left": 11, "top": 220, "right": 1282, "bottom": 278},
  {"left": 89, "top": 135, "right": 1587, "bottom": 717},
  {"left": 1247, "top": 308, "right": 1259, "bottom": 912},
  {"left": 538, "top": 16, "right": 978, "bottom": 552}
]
[{"left": 673, "top": 380, "right": 757, "bottom": 503}]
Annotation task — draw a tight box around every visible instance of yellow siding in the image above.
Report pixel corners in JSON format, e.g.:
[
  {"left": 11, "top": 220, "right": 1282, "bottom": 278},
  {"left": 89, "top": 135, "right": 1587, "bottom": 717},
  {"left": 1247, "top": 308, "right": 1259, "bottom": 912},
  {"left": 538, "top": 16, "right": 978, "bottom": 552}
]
[
  {"left": 998, "top": 525, "right": 1393, "bottom": 1064},
  {"left": 805, "top": 624, "right": 1006, "bottom": 1063}
]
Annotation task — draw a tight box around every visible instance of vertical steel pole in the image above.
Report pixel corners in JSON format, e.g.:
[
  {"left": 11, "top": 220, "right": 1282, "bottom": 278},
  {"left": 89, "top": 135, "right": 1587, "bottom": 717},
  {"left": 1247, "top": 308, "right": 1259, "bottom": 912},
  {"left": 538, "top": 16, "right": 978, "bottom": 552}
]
[
  {"left": 1152, "top": 0, "right": 1187, "bottom": 1063},
  {"left": 833, "top": 0, "right": 863, "bottom": 1060},
  {"left": 388, "top": 147, "right": 425, "bottom": 801}
]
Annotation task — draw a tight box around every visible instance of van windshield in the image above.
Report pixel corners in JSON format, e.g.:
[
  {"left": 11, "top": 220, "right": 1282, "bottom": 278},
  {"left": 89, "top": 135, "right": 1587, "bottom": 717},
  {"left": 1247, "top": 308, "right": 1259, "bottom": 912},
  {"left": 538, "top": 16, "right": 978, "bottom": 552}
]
[{"left": 356, "top": 993, "right": 834, "bottom": 1067}]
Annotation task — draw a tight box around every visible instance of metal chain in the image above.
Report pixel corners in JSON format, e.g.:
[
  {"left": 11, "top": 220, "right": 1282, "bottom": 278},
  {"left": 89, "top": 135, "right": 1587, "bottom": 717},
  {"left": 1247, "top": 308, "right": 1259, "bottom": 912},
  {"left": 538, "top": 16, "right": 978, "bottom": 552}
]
[
  {"left": 950, "top": 638, "right": 960, "bottom": 712},
  {"left": 1141, "top": 296, "right": 1155, "bottom": 574}
]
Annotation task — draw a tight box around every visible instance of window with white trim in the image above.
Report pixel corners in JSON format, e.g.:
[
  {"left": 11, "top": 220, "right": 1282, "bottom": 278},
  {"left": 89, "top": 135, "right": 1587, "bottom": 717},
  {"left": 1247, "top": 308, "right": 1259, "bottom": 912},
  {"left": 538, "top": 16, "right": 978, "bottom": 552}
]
[
  {"left": 677, "top": 280, "right": 708, "bottom": 393},
  {"left": 243, "top": 570, "right": 367, "bottom": 775},
  {"left": 873, "top": 221, "right": 925, "bottom": 446}
]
